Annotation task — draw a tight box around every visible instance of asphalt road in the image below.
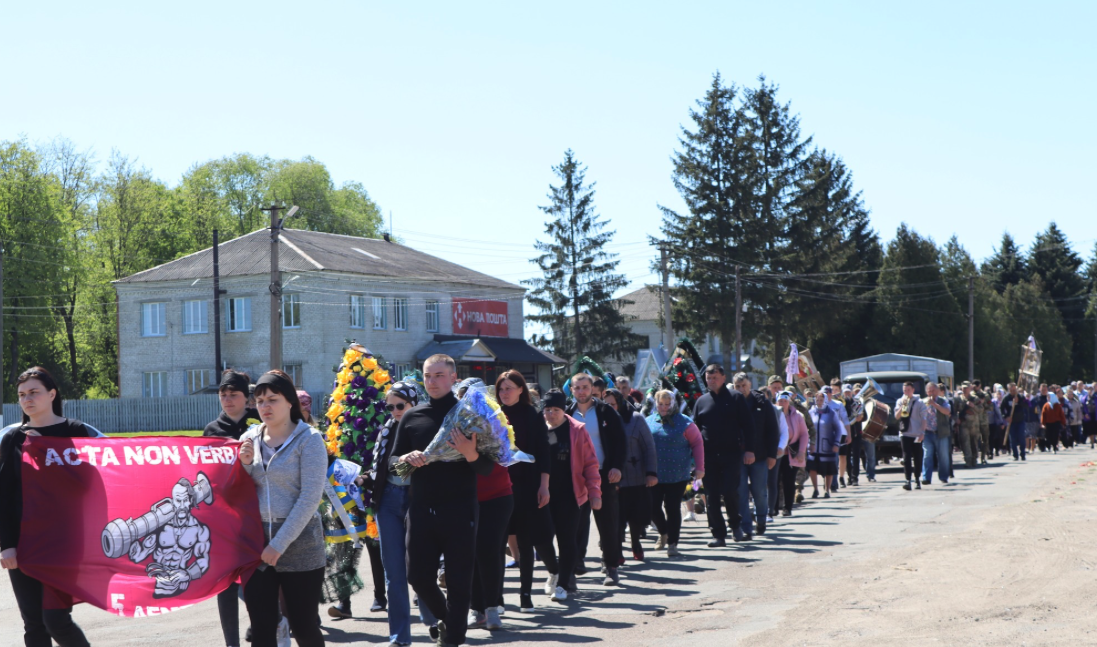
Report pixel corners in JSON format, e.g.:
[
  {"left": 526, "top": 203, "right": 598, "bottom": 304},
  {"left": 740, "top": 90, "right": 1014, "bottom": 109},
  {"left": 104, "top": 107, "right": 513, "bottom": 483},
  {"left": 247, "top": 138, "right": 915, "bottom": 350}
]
[{"left": 2, "top": 447, "right": 1093, "bottom": 646}]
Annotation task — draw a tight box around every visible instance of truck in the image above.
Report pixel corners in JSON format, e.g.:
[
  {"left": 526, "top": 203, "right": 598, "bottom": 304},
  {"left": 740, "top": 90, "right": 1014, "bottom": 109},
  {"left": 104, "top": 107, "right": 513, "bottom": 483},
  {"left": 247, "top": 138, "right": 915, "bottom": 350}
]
[{"left": 839, "top": 354, "right": 956, "bottom": 460}]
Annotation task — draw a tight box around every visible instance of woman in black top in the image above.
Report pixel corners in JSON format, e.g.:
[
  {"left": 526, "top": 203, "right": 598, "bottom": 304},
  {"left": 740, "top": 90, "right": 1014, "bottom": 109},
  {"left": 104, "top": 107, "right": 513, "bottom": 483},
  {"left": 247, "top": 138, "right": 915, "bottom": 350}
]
[
  {"left": 0, "top": 367, "right": 92, "bottom": 647},
  {"left": 496, "top": 370, "right": 551, "bottom": 612}
]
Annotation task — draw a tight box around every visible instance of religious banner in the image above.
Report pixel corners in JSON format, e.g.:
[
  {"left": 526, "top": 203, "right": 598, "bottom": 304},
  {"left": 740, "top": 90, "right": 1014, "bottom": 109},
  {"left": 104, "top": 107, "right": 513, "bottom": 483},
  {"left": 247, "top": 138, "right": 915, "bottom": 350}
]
[
  {"left": 784, "top": 346, "right": 825, "bottom": 395},
  {"left": 17, "top": 436, "right": 264, "bottom": 618},
  {"left": 1018, "top": 336, "right": 1042, "bottom": 394},
  {"left": 452, "top": 298, "right": 509, "bottom": 337}
]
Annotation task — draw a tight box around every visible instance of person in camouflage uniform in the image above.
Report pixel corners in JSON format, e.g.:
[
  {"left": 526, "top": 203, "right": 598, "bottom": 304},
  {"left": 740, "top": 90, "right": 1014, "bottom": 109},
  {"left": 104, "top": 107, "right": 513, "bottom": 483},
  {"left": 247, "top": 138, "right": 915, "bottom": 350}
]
[
  {"left": 956, "top": 382, "right": 980, "bottom": 468},
  {"left": 972, "top": 379, "right": 992, "bottom": 465}
]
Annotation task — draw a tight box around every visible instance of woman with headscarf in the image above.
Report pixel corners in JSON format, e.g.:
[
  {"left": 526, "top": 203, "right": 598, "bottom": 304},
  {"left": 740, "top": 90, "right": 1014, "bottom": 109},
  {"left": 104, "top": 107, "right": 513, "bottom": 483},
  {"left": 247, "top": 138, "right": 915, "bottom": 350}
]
[
  {"left": 497, "top": 370, "right": 552, "bottom": 613},
  {"left": 1067, "top": 388, "right": 1084, "bottom": 448},
  {"left": 368, "top": 380, "right": 436, "bottom": 646},
  {"left": 645, "top": 390, "right": 704, "bottom": 558},
  {"left": 1041, "top": 390, "right": 1066, "bottom": 453},
  {"left": 238, "top": 370, "right": 328, "bottom": 647},
  {"left": 603, "top": 388, "right": 656, "bottom": 562},
  {"left": 807, "top": 391, "right": 843, "bottom": 499}
]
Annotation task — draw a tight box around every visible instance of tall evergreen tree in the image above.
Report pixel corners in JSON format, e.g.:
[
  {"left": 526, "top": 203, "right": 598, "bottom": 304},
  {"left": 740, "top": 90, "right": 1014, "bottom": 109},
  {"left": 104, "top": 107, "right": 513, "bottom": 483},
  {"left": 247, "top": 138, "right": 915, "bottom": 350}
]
[
  {"left": 1002, "top": 277, "right": 1072, "bottom": 384},
  {"left": 981, "top": 232, "right": 1027, "bottom": 293},
  {"left": 525, "top": 150, "right": 642, "bottom": 371},
  {"left": 939, "top": 236, "right": 1010, "bottom": 382},
  {"left": 1028, "top": 223, "right": 1088, "bottom": 378}
]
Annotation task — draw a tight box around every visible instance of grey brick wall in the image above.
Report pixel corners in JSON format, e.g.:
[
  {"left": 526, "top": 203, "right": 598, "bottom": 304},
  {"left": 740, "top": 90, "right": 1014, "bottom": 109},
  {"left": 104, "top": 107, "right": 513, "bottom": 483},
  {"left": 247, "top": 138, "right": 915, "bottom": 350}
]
[{"left": 116, "top": 272, "right": 526, "bottom": 398}]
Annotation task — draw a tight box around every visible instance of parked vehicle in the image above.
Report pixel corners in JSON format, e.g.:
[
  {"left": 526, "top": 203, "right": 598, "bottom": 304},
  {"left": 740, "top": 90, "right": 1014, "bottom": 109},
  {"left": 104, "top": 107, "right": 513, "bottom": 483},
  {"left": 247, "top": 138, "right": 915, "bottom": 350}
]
[
  {"left": 842, "top": 369, "right": 931, "bottom": 460},
  {"left": 839, "top": 353, "right": 955, "bottom": 391}
]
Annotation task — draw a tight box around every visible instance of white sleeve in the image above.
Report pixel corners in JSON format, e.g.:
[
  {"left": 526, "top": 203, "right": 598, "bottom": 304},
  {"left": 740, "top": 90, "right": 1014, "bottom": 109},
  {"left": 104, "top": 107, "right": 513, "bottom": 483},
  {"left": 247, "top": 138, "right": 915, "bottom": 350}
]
[{"left": 776, "top": 406, "right": 789, "bottom": 449}]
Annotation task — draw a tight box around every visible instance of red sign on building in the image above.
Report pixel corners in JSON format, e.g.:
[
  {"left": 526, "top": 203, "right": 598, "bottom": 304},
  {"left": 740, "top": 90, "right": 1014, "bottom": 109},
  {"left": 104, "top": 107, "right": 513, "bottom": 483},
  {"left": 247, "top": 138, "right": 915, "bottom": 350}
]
[{"left": 452, "top": 298, "right": 509, "bottom": 337}]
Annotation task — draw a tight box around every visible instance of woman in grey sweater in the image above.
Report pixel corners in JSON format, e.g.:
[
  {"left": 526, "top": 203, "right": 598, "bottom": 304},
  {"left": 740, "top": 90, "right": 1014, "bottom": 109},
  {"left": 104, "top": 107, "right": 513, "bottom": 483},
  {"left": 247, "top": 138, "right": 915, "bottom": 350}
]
[
  {"left": 239, "top": 370, "right": 329, "bottom": 647},
  {"left": 603, "top": 389, "right": 657, "bottom": 562}
]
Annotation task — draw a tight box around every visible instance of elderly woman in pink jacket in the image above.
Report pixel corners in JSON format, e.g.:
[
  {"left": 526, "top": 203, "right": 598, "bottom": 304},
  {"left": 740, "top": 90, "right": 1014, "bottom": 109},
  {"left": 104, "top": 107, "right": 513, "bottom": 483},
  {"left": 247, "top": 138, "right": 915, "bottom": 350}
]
[
  {"left": 538, "top": 389, "right": 601, "bottom": 604},
  {"left": 777, "top": 391, "right": 810, "bottom": 516}
]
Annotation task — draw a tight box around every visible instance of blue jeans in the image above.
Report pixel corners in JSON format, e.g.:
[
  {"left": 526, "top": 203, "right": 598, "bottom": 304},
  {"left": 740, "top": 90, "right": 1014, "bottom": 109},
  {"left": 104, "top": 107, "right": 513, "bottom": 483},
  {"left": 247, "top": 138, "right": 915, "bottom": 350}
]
[
  {"left": 1008, "top": 422, "right": 1027, "bottom": 459},
  {"left": 921, "top": 432, "right": 951, "bottom": 483},
  {"left": 739, "top": 459, "right": 769, "bottom": 533},
  {"left": 376, "top": 483, "right": 436, "bottom": 644},
  {"left": 766, "top": 460, "right": 779, "bottom": 516},
  {"left": 861, "top": 438, "right": 877, "bottom": 479}
]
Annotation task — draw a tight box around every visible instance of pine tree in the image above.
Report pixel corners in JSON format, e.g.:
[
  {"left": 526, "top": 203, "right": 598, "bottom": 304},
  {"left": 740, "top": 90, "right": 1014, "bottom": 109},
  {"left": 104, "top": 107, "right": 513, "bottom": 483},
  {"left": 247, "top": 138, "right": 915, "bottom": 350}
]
[
  {"left": 981, "top": 232, "right": 1027, "bottom": 293},
  {"left": 1002, "top": 277, "right": 1072, "bottom": 384},
  {"left": 939, "top": 236, "right": 1011, "bottom": 382},
  {"left": 525, "top": 150, "right": 642, "bottom": 371},
  {"left": 1028, "top": 223, "right": 1088, "bottom": 378}
]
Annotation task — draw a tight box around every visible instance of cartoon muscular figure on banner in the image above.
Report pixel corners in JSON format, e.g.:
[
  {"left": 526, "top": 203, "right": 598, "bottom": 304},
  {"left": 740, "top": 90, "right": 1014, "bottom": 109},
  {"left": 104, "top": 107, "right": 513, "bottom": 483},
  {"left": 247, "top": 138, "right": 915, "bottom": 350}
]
[{"left": 101, "top": 472, "right": 214, "bottom": 598}]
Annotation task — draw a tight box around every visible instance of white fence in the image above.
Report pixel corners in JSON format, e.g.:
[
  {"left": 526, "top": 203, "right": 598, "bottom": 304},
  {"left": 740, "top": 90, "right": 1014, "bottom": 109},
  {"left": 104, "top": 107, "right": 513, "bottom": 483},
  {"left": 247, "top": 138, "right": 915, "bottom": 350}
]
[{"left": 2, "top": 393, "right": 327, "bottom": 433}]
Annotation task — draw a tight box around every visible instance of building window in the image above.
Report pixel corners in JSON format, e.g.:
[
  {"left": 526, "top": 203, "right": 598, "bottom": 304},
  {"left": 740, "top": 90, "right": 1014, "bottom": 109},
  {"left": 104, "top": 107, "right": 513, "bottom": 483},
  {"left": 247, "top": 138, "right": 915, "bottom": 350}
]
[
  {"left": 282, "top": 293, "right": 301, "bottom": 329},
  {"left": 143, "top": 371, "right": 168, "bottom": 398},
  {"left": 183, "top": 300, "right": 208, "bottom": 334},
  {"left": 350, "top": 295, "right": 366, "bottom": 329},
  {"left": 394, "top": 298, "right": 408, "bottom": 331},
  {"left": 186, "top": 368, "right": 215, "bottom": 394},
  {"left": 425, "top": 300, "right": 439, "bottom": 332},
  {"left": 394, "top": 363, "right": 412, "bottom": 380},
  {"left": 283, "top": 364, "right": 303, "bottom": 388},
  {"left": 227, "top": 297, "right": 251, "bottom": 332},
  {"left": 142, "top": 303, "right": 167, "bottom": 337},
  {"left": 372, "top": 296, "right": 386, "bottom": 329}
]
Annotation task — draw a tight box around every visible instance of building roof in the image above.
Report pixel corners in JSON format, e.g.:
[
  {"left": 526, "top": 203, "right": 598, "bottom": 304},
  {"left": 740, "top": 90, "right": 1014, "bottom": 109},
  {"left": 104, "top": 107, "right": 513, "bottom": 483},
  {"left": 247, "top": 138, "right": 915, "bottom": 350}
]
[
  {"left": 114, "top": 228, "right": 523, "bottom": 290},
  {"left": 615, "top": 285, "right": 671, "bottom": 321},
  {"left": 417, "top": 334, "right": 566, "bottom": 365}
]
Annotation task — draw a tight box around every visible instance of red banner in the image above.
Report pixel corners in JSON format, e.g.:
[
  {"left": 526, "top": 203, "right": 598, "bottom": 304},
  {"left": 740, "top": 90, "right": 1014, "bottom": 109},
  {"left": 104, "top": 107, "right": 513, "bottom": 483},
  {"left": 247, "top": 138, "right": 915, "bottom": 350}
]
[
  {"left": 452, "top": 298, "right": 509, "bottom": 337},
  {"left": 17, "top": 436, "right": 264, "bottom": 618}
]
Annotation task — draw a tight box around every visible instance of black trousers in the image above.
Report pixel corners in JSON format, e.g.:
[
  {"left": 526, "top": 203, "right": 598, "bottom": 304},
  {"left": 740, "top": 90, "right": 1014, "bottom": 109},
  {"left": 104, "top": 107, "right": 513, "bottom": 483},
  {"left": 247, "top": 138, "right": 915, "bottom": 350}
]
[
  {"left": 541, "top": 492, "right": 580, "bottom": 590},
  {"left": 8, "top": 567, "right": 90, "bottom": 647},
  {"left": 1046, "top": 422, "right": 1061, "bottom": 450},
  {"left": 365, "top": 540, "right": 386, "bottom": 604},
  {"left": 650, "top": 480, "right": 688, "bottom": 545},
  {"left": 576, "top": 471, "right": 621, "bottom": 568},
  {"left": 216, "top": 582, "right": 241, "bottom": 646},
  {"left": 406, "top": 501, "right": 478, "bottom": 645},
  {"left": 471, "top": 494, "right": 514, "bottom": 613},
  {"left": 847, "top": 432, "right": 861, "bottom": 480},
  {"left": 701, "top": 444, "right": 742, "bottom": 540},
  {"left": 243, "top": 565, "right": 325, "bottom": 647},
  {"left": 901, "top": 436, "right": 923, "bottom": 482},
  {"left": 617, "top": 485, "right": 651, "bottom": 552},
  {"left": 778, "top": 455, "right": 798, "bottom": 512},
  {"left": 511, "top": 485, "right": 554, "bottom": 597}
]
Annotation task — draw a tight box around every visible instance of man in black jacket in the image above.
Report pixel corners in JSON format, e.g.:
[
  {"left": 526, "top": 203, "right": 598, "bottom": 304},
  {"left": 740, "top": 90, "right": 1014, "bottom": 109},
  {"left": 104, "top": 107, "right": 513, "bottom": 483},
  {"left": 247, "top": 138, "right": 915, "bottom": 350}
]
[
  {"left": 734, "top": 373, "right": 780, "bottom": 539},
  {"left": 567, "top": 373, "right": 626, "bottom": 586},
  {"left": 395, "top": 354, "right": 494, "bottom": 647},
  {"left": 693, "top": 365, "right": 753, "bottom": 547}
]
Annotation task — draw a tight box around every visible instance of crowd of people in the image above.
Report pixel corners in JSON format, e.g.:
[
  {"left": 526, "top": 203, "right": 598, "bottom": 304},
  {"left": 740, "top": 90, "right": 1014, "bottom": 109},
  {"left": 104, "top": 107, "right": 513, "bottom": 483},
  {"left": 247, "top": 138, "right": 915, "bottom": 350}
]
[{"left": 2, "top": 358, "right": 1096, "bottom": 647}]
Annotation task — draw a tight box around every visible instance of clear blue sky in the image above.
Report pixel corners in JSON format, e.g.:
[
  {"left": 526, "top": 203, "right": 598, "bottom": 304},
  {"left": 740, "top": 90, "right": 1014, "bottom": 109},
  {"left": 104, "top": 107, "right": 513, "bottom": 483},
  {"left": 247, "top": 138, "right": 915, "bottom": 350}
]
[{"left": 3, "top": 1, "right": 1093, "bottom": 297}]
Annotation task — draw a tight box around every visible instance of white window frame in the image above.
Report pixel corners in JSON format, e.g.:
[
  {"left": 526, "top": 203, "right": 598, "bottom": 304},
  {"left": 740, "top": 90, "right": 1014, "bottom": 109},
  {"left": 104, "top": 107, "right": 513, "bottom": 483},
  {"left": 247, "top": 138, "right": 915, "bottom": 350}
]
[
  {"left": 186, "top": 368, "right": 215, "bottom": 394},
  {"left": 183, "top": 300, "right": 208, "bottom": 334},
  {"left": 372, "top": 296, "right": 386, "bottom": 330},
  {"left": 425, "top": 300, "right": 439, "bottom": 332},
  {"left": 227, "top": 297, "right": 251, "bottom": 333},
  {"left": 143, "top": 371, "right": 168, "bottom": 398},
  {"left": 394, "top": 363, "right": 412, "bottom": 380},
  {"left": 282, "top": 293, "right": 301, "bottom": 329},
  {"left": 141, "top": 302, "right": 167, "bottom": 337},
  {"left": 283, "top": 364, "right": 303, "bottom": 388},
  {"left": 394, "top": 297, "right": 408, "bottom": 331},
  {"left": 350, "top": 295, "right": 366, "bottom": 329}
]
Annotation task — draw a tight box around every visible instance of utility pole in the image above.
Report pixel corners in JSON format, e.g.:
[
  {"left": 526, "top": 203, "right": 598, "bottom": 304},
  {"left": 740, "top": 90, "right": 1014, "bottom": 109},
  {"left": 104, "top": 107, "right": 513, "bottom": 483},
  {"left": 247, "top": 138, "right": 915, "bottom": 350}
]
[
  {"left": 212, "top": 230, "right": 224, "bottom": 376},
  {"left": 262, "top": 204, "right": 298, "bottom": 372},
  {"left": 660, "top": 245, "right": 673, "bottom": 351},
  {"left": 968, "top": 275, "right": 975, "bottom": 382},
  {"left": 735, "top": 265, "right": 742, "bottom": 373}
]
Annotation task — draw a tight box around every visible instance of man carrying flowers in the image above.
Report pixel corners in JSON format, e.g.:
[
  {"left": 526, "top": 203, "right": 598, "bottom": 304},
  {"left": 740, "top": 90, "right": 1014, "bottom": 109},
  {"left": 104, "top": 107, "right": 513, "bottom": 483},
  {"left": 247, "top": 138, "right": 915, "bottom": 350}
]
[{"left": 394, "top": 354, "right": 494, "bottom": 647}]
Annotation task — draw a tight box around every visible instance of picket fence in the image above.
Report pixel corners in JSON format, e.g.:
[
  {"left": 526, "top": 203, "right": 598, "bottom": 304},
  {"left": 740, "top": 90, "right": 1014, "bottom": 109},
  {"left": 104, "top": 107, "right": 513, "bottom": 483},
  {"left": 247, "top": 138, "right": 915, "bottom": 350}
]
[{"left": 2, "top": 393, "right": 327, "bottom": 433}]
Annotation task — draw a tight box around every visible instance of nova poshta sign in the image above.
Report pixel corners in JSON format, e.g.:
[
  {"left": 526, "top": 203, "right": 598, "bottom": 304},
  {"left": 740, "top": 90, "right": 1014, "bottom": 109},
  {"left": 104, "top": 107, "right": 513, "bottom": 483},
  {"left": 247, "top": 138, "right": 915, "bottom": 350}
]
[
  {"left": 452, "top": 298, "right": 509, "bottom": 338},
  {"left": 17, "top": 436, "right": 264, "bottom": 618}
]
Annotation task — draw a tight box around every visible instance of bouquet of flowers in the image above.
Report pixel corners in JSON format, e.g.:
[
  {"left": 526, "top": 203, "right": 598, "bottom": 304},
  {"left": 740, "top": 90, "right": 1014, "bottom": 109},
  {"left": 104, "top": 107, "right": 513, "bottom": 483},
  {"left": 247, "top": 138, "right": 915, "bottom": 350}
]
[{"left": 393, "top": 382, "right": 532, "bottom": 477}]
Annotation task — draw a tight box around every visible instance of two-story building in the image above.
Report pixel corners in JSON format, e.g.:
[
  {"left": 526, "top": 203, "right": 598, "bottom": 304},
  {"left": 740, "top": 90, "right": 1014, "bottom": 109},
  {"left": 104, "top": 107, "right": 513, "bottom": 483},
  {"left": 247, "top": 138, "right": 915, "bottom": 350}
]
[{"left": 113, "top": 228, "right": 563, "bottom": 397}]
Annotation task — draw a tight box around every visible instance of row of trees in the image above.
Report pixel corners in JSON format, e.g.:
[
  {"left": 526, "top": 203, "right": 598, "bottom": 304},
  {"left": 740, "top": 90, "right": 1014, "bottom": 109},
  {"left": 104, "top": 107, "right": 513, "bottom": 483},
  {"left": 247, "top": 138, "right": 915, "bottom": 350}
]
[
  {"left": 528, "top": 73, "right": 1096, "bottom": 387},
  {"left": 0, "top": 140, "right": 382, "bottom": 398}
]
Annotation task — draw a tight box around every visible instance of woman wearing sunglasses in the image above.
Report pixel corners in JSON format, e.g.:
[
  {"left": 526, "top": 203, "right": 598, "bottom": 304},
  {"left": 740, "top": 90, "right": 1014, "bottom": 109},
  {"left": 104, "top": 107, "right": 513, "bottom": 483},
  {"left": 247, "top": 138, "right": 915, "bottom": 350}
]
[{"left": 368, "top": 381, "right": 437, "bottom": 646}]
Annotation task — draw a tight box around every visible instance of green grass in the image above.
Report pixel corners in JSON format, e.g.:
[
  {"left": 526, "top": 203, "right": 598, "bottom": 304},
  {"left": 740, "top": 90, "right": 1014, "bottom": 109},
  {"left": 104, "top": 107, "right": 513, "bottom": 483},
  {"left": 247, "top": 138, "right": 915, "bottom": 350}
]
[{"left": 109, "top": 430, "right": 204, "bottom": 438}]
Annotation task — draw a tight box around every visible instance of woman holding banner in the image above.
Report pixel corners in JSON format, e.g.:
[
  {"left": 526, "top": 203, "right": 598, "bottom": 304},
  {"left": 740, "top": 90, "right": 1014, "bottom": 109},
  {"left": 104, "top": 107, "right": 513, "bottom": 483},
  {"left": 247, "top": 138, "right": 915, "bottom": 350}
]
[
  {"left": 239, "top": 370, "right": 328, "bottom": 647},
  {"left": 0, "top": 367, "right": 93, "bottom": 647}
]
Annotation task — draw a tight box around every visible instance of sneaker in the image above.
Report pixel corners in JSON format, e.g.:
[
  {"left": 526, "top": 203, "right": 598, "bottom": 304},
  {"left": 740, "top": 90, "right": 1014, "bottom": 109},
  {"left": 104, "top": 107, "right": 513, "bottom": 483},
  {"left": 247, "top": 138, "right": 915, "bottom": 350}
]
[
  {"left": 505, "top": 558, "right": 517, "bottom": 568},
  {"left": 485, "top": 607, "right": 502, "bottom": 631},
  {"left": 429, "top": 624, "right": 439, "bottom": 642},
  {"left": 544, "top": 573, "right": 559, "bottom": 596},
  {"left": 328, "top": 601, "right": 353, "bottom": 618},
  {"left": 707, "top": 537, "right": 726, "bottom": 548},
  {"left": 434, "top": 620, "right": 449, "bottom": 647},
  {"left": 732, "top": 528, "right": 746, "bottom": 542},
  {"left": 520, "top": 594, "right": 534, "bottom": 612},
  {"left": 603, "top": 567, "right": 620, "bottom": 586},
  {"left": 781, "top": 509, "right": 791, "bottom": 517},
  {"left": 467, "top": 610, "right": 486, "bottom": 629},
  {"left": 765, "top": 514, "right": 774, "bottom": 524},
  {"left": 683, "top": 511, "right": 697, "bottom": 522},
  {"left": 551, "top": 586, "right": 568, "bottom": 602},
  {"left": 654, "top": 534, "right": 668, "bottom": 550},
  {"left": 370, "top": 598, "right": 385, "bottom": 612},
  {"left": 633, "top": 547, "right": 645, "bottom": 561},
  {"left": 868, "top": 477, "right": 877, "bottom": 482},
  {"left": 276, "top": 616, "right": 291, "bottom": 647},
  {"left": 667, "top": 544, "right": 680, "bottom": 557}
]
